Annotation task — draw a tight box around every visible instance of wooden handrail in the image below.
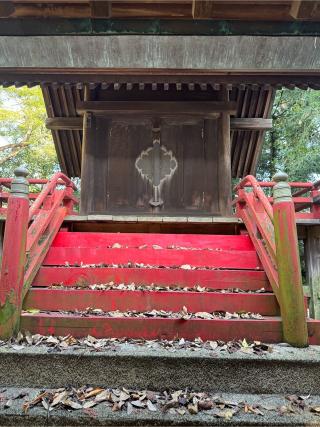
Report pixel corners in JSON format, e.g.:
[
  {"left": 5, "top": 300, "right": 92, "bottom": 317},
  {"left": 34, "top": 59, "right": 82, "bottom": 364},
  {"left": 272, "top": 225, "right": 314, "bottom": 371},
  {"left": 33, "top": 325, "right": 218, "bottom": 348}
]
[
  {"left": 28, "top": 172, "right": 76, "bottom": 222},
  {"left": 235, "top": 172, "right": 308, "bottom": 347},
  {"left": 236, "top": 175, "right": 274, "bottom": 220},
  {"left": 235, "top": 177, "right": 278, "bottom": 298},
  {"left": 236, "top": 176, "right": 320, "bottom": 219},
  {"left": 0, "top": 167, "right": 79, "bottom": 339}
]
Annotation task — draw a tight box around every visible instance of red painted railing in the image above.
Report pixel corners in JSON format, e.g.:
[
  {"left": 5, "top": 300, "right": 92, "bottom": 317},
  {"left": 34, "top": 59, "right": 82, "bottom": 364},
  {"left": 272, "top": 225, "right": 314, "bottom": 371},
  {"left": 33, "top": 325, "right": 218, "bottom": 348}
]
[
  {"left": 237, "top": 178, "right": 320, "bottom": 219},
  {"left": 0, "top": 175, "right": 77, "bottom": 217},
  {"left": 234, "top": 173, "right": 308, "bottom": 347},
  {"left": 235, "top": 175, "right": 278, "bottom": 297},
  {"left": 0, "top": 168, "right": 78, "bottom": 338}
]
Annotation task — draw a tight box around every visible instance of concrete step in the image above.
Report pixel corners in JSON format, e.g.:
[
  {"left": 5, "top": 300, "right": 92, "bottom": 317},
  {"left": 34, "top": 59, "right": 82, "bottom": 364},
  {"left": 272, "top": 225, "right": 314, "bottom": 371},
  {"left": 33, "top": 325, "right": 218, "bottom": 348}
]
[
  {"left": 1, "top": 387, "right": 320, "bottom": 426},
  {"left": 1, "top": 341, "right": 320, "bottom": 394}
]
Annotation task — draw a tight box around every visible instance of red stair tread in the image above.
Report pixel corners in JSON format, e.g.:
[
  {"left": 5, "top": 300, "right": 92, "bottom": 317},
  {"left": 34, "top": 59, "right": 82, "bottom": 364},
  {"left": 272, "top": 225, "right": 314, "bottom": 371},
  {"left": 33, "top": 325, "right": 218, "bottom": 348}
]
[
  {"left": 52, "top": 232, "right": 255, "bottom": 251},
  {"left": 33, "top": 267, "right": 270, "bottom": 290},
  {"left": 23, "top": 289, "right": 280, "bottom": 316},
  {"left": 43, "top": 247, "right": 261, "bottom": 270},
  {"left": 20, "top": 314, "right": 320, "bottom": 344},
  {"left": 21, "top": 313, "right": 286, "bottom": 342}
]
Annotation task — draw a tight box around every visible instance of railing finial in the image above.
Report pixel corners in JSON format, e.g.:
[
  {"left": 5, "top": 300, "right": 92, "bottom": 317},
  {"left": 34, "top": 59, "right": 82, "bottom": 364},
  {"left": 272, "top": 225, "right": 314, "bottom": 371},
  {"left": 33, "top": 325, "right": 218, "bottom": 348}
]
[
  {"left": 272, "top": 171, "right": 291, "bottom": 204},
  {"left": 14, "top": 166, "right": 29, "bottom": 179},
  {"left": 11, "top": 166, "right": 29, "bottom": 199},
  {"left": 272, "top": 171, "right": 288, "bottom": 183}
]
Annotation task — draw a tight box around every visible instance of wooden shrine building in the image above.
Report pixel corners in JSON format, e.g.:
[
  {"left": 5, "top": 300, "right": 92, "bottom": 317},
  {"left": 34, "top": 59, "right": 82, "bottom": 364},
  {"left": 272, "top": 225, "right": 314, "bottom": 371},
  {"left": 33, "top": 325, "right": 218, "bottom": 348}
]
[{"left": 1, "top": 1, "right": 320, "bottom": 346}]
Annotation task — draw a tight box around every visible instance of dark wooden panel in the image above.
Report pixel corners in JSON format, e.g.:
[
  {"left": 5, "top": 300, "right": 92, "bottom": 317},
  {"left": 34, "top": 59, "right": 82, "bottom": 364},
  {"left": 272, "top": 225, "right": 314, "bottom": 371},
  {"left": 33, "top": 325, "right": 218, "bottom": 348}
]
[
  {"left": 106, "top": 119, "right": 153, "bottom": 211},
  {"left": 80, "top": 114, "right": 231, "bottom": 216},
  {"left": 80, "top": 115, "right": 110, "bottom": 214}
]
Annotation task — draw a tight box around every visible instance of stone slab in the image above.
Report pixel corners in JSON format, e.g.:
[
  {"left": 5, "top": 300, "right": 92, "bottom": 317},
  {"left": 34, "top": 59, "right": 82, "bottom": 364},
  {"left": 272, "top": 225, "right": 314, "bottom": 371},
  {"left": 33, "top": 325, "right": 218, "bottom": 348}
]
[
  {"left": 0, "top": 388, "right": 320, "bottom": 426},
  {"left": 1, "top": 343, "right": 320, "bottom": 393}
]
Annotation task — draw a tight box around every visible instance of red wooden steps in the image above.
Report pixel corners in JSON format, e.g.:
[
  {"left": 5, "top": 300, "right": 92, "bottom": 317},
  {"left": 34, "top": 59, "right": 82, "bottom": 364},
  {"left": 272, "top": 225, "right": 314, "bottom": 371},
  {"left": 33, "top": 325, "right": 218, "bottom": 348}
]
[
  {"left": 23, "top": 289, "right": 279, "bottom": 315},
  {"left": 51, "top": 232, "right": 255, "bottom": 251},
  {"left": 20, "top": 313, "right": 320, "bottom": 344},
  {"left": 33, "top": 267, "right": 270, "bottom": 290},
  {"left": 23, "top": 231, "right": 320, "bottom": 343},
  {"left": 43, "top": 247, "right": 261, "bottom": 270}
]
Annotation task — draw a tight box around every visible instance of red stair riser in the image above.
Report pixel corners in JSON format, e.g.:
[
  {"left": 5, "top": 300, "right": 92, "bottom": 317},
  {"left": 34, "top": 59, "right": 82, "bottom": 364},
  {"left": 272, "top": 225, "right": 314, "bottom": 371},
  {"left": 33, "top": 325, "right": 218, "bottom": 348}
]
[
  {"left": 20, "top": 313, "right": 285, "bottom": 342},
  {"left": 23, "top": 289, "right": 280, "bottom": 316},
  {"left": 33, "top": 267, "right": 270, "bottom": 290},
  {"left": 52, "top": 232, "right": 255, "bottom": 251},
  {"left": 43, "top": 247, "right": 261, "bottom": 270}
]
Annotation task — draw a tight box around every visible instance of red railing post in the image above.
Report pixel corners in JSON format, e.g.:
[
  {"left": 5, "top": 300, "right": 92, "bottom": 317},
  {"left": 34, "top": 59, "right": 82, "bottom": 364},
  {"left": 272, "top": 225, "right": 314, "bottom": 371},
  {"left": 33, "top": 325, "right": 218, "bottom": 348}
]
[
  {"left": 0, "top": 167, "right": 29, "bottom": 339},
  {"left": 272, "top": 172, "right": 308, "bottom": 347}
]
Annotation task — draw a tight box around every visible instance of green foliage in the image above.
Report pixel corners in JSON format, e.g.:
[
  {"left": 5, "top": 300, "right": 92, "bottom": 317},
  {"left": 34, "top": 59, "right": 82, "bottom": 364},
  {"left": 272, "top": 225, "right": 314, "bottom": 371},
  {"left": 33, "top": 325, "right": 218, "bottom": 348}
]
[
  {"left": 258, "top": 89, "right": 320, "bottom": 182},
  {"left": 0, "top": 86, "right": 58, "bottom": 178}
]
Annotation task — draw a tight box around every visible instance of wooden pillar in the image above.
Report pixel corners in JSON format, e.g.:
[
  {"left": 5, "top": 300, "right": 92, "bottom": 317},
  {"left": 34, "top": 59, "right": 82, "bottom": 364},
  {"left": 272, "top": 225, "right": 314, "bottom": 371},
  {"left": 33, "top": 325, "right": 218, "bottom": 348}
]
[
  {"left": 305, "top": 226, "right": 320, "bottom": 319},
  {"left": 80, "top": 86, "right": 109, "bottom": 215},
  {"left": 0, "top": 167, "right": 29, "bottom": 339},
  {"left": 272, "top": 172, "right": 308, "bottom": 347},
  {"left": 217, "top": 86, "right": 232, "bottom": 216}
]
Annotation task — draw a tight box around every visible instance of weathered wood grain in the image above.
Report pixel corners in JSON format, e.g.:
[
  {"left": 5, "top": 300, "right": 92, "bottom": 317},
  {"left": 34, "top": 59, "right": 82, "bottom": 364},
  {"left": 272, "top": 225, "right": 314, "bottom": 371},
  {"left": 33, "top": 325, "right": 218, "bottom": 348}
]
[{"left": 1, "top": 36, "right": 320, "bottom": 71}]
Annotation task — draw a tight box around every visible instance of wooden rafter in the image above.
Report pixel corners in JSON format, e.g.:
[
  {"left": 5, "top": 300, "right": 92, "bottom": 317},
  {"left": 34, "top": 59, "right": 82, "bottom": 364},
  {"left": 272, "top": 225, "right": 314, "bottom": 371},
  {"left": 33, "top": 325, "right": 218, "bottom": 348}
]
[
  {"left": 90, "top": 1, "right": 112, "bottom": 18},
  {"left": 289, "top": 0, "right": 320, "bottom": 19},
  {"left": 46, "top": 117, "right": 83, "bottom": 131},
  {"left": 192, "top": 0, "right": 215, "bottom": 19},
  {"left": 290, "top": 0, "right": 302, "bottom": 18},
  {"left": 0, "top": 1, "right": 15, "bottom": 17}
]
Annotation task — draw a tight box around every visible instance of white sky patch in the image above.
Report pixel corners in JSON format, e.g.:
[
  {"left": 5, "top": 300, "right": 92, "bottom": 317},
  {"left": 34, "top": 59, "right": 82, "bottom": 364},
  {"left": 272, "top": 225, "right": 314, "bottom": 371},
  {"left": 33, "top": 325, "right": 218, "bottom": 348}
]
[{"left": 0, "top": 135, "right": 8, "bottom": 147}]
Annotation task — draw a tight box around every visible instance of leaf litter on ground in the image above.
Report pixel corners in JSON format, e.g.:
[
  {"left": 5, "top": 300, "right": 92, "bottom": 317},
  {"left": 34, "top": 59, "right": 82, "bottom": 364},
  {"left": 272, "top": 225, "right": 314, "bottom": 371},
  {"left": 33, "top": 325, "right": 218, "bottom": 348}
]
[
  {"left": 6, "top": 332, "right": 273, "bottom": 356},
  {"left": 21, "top": 386, "right": 320, "bottom": 420}
]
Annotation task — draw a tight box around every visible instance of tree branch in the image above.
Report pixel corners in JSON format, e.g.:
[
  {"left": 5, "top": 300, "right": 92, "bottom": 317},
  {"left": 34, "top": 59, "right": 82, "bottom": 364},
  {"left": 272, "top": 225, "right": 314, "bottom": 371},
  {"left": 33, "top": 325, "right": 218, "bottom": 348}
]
[{"left": 0, "top": 127, "right": 33, "bottom": 164}]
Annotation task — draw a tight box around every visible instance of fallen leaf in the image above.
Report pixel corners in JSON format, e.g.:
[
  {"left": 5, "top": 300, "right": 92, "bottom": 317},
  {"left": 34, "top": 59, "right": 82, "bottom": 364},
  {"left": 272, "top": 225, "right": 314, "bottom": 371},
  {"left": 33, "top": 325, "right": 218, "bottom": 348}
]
[
  {"left": 41, "top": 399, "right": 52, "bottom": 411},
  {"left": 119, "top": 391, "right": 130, "bottom": 401},
  {"left": 209, "top": 341, "right": 218, "bottom": 350},
  {"left": 216, "top": 409, "right": 235, "bottom": 420},
  {"left": 147, "top": 400, "right": 157, "bottom": 412},
  {"left": 198, "top": 400, "right": 213, "bottom": 410},
  {"left": 63, "top": 400, "right": 82, "bottom": 410},
  {"left": 82, "top": 401, "right": 97, "bottom": 409},
  {"left": 131, "top": 400, "right": 145, "bottom": 408},
  {"left": 112, "top": 243, "right": 122, "bottom": 249},
  {"left": 84, "top": 388, "right": 104, "bottom": 399},
  {"left": 188, "top": 403, "right": 198, "bottom": 414},
  {"left": 52, "top": 391, "right": 68, "bottom": 407},
  {"left": 195, "top": 312, "right": 214, "bottom": 320}
]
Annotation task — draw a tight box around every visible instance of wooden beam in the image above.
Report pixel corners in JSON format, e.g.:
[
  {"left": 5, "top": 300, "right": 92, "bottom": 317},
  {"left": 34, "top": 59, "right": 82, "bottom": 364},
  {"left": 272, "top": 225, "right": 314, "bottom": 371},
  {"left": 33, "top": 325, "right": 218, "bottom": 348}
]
[
  {"left": 230, "top": 118, "right": 273, "bottom": 130},
  {"left": 289, "top": 0, "right": 320, "bottom": 19},
  {"left": 290, "top": 0, "right": 302, "bottom": 18},
  {"left": 90, "top": 1, "right": 112, "bottom": 18},
  {"left": 47, "top": 116, "right": 272, "bottom": 132},
  {"left": 192, "top": 0, "right": 215, "bottom": 19},
  {"left": 45, "top": 117, "right": 83, "bottom": 131},
  {"left": 76, "top": 101, "right": 237, "bottom": 116},
  {"left": 0, "top": 1, "right": 15, "bottom": 17}
]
